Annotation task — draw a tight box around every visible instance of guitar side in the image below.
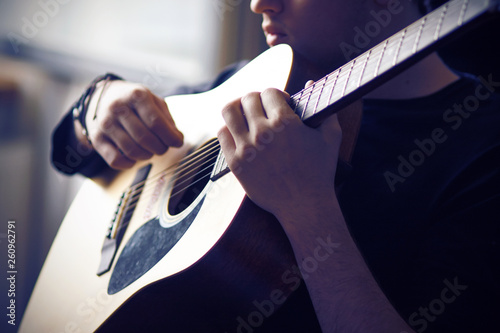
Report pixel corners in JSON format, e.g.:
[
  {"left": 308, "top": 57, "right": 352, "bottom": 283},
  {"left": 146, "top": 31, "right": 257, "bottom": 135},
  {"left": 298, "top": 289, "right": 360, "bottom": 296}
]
[{"left": 20, "top": 45, "right": 305, "bottom": 333}]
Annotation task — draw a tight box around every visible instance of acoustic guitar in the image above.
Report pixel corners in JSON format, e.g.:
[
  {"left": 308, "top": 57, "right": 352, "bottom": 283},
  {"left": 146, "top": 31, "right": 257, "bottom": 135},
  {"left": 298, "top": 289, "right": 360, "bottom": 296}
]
[{"left": 20, "top": 0, "right": 499, "bottom": 332}]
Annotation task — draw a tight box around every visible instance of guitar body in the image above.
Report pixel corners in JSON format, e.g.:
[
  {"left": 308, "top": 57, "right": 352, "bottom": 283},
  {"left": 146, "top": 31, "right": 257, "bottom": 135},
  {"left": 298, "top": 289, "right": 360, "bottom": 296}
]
[{"left": 21, "top": 45, "right": 318, "bottom": 333}]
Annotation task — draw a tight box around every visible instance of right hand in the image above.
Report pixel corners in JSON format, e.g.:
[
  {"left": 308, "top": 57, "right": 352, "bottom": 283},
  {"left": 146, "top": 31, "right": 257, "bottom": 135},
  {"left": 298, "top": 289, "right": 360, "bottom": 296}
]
[{"left": 84, "top": 80, "right": 184, "bottom": 169}]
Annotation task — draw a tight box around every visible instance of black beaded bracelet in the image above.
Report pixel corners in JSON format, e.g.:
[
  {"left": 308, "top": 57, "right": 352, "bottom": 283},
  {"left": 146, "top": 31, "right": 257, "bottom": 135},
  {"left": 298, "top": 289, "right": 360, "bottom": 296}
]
[{"left": 72, "top": 73, "right": 123, "bottom": 144}]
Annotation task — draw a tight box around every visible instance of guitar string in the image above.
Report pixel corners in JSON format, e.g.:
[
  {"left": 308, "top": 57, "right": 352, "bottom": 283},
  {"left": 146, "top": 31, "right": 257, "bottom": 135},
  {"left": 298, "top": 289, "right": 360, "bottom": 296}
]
[
  {"left": 124, "top": 139, "right": 221, "bottom": 198},
  {"left": 137, "top": 140, "right": 219, "bottom": 192},
  {"left": 120, "top": 156, "right": 221, "bottom": 218},
  {"left": 123, "top": 140, "right": 223, "bottom": 209},
  {"left": 126, "top": 64, "right": 365, "bottom": 197},
  {"left": 129, "top": 55, "right": 365, "bottom": 208},
  {"left": 124, "top": 159, "right": 220, "bottom": 215},
  {"left": 127, "top": 50, "right": 366, "bottom": 212},
  {"left": 118, "top": 0, "right": 479, "bottom": 219},
  {"left": 122, "top": 143, "right": 222, "bottom": 213},
  {"left": 290, "top": 19, "right": 399, "bottom": 116},
  {"left": 290, "top": 51, "right": 378, "bottom": 120},
  {"left": 118, "top": 0, "right": 475, "bottom": 210},
  {"left": 291, "top": 0, "right": 472, "bottom": 118}
]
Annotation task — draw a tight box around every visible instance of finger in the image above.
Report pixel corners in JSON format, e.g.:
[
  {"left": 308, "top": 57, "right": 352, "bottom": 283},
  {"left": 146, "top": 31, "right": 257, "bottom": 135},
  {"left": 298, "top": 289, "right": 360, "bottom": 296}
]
[
  {"left": 259, "top": 88, "right": 296, "bottom": 122},
  {"left": 305, "top": 80, "right": 315, "bottom": 88},
  {"left": 240, "top": 92, "right": 266, "bottom": 119},
  {"left": 96, "top": 115, "right": 153, "bottom": 161},
  {"left": 92, "top": 136, "right": 136, "bottom": 170},
  {"left": 116, "top": 106, "right": 169, "bottom": 155},
  {"left": 217, "top": 126, "right": 236, "bottom": 157},
  {"left": 240, "top": 92, "right": 273, "bottom": 135},
  {"left": 128, "top": 90, "right": 181, "bottom": 148},
  {"left": 111, "top": 127, "right": 154, "bottom": 161},
  {"left": 221, "top": 98, "right": 248, "bottom": 145},
  {"left": 217, "top": 126, "right": 244, "bottom": 176},
  {"left": 152, "top": 95, "right": 184, "bottom": 147}
]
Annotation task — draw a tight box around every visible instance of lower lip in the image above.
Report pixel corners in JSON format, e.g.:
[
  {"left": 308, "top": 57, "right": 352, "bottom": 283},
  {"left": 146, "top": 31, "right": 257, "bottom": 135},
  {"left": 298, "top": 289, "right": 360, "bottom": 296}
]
[{"left": 266, "top": 33, "right": 287, "bottom": 46}]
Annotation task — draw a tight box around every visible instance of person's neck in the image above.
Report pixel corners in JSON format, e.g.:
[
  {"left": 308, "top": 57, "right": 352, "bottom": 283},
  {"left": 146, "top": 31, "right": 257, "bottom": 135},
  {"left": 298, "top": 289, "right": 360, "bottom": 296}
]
[
  {"left": 286, "top": 52, "right": 333, "bottom": 95},
  {"left": 364, "top": 52, "right": 460, "bottom": 100}
]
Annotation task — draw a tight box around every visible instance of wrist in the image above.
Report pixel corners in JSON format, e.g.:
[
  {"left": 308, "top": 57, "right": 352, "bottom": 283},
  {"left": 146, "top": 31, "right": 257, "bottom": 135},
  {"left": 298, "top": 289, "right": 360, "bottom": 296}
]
[
  {"left": 274, "top": 191, "right": 340, "bottom": 226},
  {"left": 73, "top": 116, "right": 94, "bottom": 151},
  {"left": 71, "top": 73, "right": 123, "bottom": 147}
]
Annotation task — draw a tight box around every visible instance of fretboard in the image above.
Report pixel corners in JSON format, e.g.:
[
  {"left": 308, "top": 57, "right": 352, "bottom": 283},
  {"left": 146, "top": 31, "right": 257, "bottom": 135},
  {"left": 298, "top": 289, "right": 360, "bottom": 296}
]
[{"left": 291, "top": 0, "right": 499, "bottom": 126}]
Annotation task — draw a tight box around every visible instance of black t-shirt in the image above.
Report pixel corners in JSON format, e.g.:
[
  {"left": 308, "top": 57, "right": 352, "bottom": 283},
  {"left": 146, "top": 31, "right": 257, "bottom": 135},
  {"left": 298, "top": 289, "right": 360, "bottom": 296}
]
[
  {"left": 51, "top": 65, "right": 500, "bottom": 332},
  {"left": 339, "top": 75, "right": 500, "bottom": 332}
]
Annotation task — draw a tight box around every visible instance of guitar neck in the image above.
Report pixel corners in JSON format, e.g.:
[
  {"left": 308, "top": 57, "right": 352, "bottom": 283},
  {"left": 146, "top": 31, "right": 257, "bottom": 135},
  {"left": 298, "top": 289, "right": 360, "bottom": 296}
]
[
  {"left": 292, "top": 0, "right": 499, "bottom": 127},
  {"left": 209, "top": 0, "right": 498, "bottom": 181}
]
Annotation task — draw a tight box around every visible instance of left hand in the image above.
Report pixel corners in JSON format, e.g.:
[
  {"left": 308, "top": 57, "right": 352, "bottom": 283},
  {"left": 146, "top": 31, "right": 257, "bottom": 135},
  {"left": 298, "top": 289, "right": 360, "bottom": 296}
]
[{"left": 217, "top": 88, "right": 342, "bottom": 222}]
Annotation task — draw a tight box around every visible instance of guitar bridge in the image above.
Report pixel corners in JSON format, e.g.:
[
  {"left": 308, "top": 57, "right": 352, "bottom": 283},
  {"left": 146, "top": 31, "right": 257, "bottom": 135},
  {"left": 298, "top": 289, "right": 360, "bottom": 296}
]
[{"left": 97, "top": 164, "right": 152, "bottom": 276}]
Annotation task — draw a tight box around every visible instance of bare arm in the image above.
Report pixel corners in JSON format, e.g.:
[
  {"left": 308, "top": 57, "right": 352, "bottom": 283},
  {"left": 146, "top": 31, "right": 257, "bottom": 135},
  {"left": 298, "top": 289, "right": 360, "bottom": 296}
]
[{"left": 217, "top": 88, "right": 414, "bottom": 332}]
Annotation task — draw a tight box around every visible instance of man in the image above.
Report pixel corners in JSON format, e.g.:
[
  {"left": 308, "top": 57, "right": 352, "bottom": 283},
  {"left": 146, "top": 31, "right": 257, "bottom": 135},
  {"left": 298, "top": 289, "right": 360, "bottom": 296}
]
[{"left": 52, "top": 0, "right": 500, "bottom": 332}]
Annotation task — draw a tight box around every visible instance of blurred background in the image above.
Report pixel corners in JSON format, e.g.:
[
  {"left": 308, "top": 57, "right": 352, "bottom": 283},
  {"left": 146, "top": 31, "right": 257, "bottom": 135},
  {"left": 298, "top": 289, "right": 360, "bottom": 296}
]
[{"left": 0, "top": 0, "right": 266, "bottom": 330}]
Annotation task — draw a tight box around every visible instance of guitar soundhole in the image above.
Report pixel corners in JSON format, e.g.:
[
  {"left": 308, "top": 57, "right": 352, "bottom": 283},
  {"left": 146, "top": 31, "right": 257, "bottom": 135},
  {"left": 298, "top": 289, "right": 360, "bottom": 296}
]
[{"left": 168, "top": 139, "right": 219, "bottom": 216}]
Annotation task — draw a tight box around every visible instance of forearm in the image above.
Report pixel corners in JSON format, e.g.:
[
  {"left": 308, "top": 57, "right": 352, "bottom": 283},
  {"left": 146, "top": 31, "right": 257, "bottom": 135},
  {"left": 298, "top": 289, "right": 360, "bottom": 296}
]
[
  {"left": 217, "top": 88, "right": 411, "bottom": 331},
  {"left": 277, "top": 196, "right": 414, "bottom": 333}
]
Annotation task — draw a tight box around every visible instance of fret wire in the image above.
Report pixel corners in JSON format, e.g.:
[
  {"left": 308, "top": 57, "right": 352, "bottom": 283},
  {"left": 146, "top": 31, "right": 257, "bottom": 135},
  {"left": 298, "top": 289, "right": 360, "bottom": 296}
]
[
  {"left": 296, "top": 76, "right": 326, "bottom": 103},
  {"left": 291, "top": 75, "right": 329, "bottom": 102},
  {"left": 301, "top": 83, "right": 315, "bottom": 118},
  {"left": 308, "top": 76, "right": 328, "bottom": 98},
  {"left": 331, "top": 69, "right": 351, "bottom": 100},
  {"left": 340, "top": 61, "right": 355, "bottom": 98},
  {"left": 363, "top": 43, "right": 385, "bottom": 79},
  {"left": 291, "top": 78, "right": 316, "bottom": 103},
  {"left": 438, "top": 0, "right": 467, "bottom": 40},
  {"left": 326, "top": 75, "right": 348, "bottom": 106},
  {"left": 295, "top": 89, "right": 312, "bottom": 104},
  {"left": 335, "top": 64, "right": 353, "bottom": 86},
  {"left": 314, "top": 73, "right": 336, "bottom": 111},
  {"left": 318, "top": 79, "right": 337, "bottom": 111},
  {"left": 374, "top": 39, "right": 388, "bottom": 78},
  {"left": 457, "top": 0, "right": 469, "bottom": 25},
  {"left": 342, "top": 55, "right": 365, "bottom": 87},
  {"left": 392, "top": 29, "right": 406, "bottom": 66},
  {"left": 301, "top": 78, "right": 325, "bottom": 114},
  {"left": 412, "top": 16, "right": 427, "bottom": 54},
  {"left": 291, "top": 89, "right": 304, "bottom": 115},
  {"left": 326, "top": 70, "right": 340, "bottom": 106},
  {"left": 357, "top": 50, "right": 370, "bottom": 88},
  {"left": 312, "top": 77, "right": 327, "bottom": 115},
  {"left": 396, "top": 19, "right": 423, "bottom": 61},
  {"left": 305, "top": 85, "right": 315, "bottom": 95},
  {"left": 291, "top": 82, "right": 315, "bottom": 114},
  {"left": 434, "top": 2, "right": 449, "bottom": 40},
  {"left": 297, "top": 0, "right": 486, "bottom": 121}
]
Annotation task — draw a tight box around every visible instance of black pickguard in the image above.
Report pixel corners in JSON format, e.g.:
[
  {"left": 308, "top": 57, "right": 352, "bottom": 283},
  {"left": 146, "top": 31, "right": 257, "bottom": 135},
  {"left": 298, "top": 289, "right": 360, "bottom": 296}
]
[{"left": 108, "top": 196, "right": 205, "bottom": 294}]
